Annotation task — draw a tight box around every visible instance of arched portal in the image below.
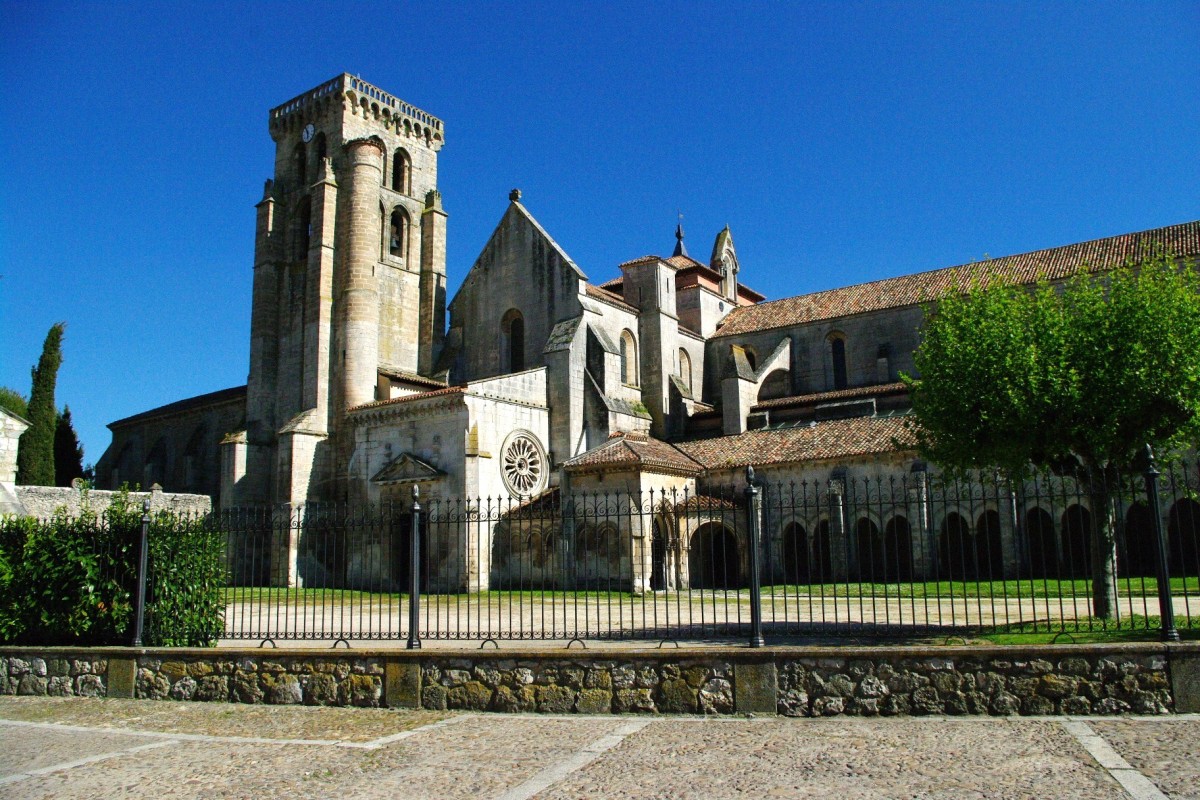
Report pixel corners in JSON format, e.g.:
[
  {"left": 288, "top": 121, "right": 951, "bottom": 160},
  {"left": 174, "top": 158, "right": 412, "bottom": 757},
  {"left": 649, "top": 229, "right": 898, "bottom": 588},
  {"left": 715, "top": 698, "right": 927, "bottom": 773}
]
[
  {"left": 689, "top": 523, "right": 740, "bottom": 589},
  {"left": 651, "top": 519, "right": 668, "bottom": 591}
]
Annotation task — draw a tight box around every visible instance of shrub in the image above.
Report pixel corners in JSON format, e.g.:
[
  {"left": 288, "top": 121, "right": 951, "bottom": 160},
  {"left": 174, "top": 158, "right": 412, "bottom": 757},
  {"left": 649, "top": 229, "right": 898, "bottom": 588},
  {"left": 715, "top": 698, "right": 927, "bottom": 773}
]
[{"left": 0, "top": 490, "right": 225, "bottom": 646}]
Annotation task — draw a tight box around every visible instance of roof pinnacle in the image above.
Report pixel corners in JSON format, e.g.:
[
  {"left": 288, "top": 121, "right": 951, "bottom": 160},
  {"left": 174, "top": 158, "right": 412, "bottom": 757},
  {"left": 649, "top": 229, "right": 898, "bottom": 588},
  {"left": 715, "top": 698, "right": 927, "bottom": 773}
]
[{"left": 673, "top": 212, "right": 688, "bottom": 258}]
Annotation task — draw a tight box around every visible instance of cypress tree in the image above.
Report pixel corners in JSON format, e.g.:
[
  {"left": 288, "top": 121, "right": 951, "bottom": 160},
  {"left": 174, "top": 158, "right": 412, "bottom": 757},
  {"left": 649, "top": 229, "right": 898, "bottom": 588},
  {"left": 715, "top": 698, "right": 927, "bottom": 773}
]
[
  {"left": 16, "top": 323, "right": 65, "bottom": 486},
  {"left": 54, "top": 406, "right": 85, "bottom": 487}
]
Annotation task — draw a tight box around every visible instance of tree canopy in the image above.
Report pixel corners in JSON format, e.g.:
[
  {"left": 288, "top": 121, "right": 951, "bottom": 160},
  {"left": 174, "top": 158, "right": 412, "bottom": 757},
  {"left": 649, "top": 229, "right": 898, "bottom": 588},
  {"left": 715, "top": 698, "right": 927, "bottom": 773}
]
[
  {"left": 16, "top": 323, "right": 65, "bottom": 486},
  {"left": 903, "top": 253, "right": 1200, "bottom": 619},
  {"left": 905, "top": 253, "right": 1200, "bottom": 477},
  {"left": 54, "top": 406, "right": 85, "bottom": 487},
  {"left": 0, "top": 388, "right": 27, "bottom": 420}
]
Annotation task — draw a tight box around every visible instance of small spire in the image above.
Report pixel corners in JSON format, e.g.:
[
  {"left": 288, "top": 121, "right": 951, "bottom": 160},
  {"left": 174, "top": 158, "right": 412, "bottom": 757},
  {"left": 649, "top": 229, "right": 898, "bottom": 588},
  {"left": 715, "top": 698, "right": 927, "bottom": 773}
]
[{"left": 673, "top": 212, "right": 688, "bottom": 258}]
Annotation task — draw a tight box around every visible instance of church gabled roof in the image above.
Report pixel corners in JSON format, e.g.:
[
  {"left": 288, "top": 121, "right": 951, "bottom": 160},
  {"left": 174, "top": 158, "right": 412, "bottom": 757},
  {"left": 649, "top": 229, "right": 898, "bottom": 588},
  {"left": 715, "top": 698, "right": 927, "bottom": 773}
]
[
  {"left": 563, "top": 431, "right": 703, "bottom": 476},
  {"left": 714, "top": 220, "right": 1200, "bottom": 337},
  {"left": 675, "top": 413, "right": 916, "bottom": 469}
]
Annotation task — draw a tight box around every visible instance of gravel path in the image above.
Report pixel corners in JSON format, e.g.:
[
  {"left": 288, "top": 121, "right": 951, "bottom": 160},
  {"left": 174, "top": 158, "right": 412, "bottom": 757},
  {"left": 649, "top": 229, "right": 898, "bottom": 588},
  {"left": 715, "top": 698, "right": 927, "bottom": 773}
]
[{"left": 2, "top": 698, "right": 1196, "bottom": 799}]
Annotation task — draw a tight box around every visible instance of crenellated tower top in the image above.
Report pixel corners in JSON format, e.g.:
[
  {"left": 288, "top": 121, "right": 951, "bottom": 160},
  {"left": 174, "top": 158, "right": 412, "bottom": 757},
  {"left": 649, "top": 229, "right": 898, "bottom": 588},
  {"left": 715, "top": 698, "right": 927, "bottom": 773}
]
[{"left": 268, "top": 73, "right": 444, "bottom": 148}]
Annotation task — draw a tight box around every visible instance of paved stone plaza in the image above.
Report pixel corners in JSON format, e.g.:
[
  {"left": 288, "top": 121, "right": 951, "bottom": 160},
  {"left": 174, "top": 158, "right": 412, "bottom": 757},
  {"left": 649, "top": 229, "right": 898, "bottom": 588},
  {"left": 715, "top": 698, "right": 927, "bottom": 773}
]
[{"left": 1, "top": 697, "right": 1196, "bottom": 799}]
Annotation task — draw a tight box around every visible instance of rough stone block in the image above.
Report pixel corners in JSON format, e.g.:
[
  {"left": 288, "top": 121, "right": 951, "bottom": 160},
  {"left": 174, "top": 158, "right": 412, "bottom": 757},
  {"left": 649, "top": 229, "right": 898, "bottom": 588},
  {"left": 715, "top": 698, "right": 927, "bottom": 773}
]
[
  {"left": 1170, "top": 648, "right": 1200, "bottom": 713},
  {"left": 733, "top": 661, "right": 777, "bottom": 714},
  {"left": 108, "top": 658, "right": 136, "bottom": 699},
  {"left": 385, "top": 660, "right": 421, "bottom": 709}
]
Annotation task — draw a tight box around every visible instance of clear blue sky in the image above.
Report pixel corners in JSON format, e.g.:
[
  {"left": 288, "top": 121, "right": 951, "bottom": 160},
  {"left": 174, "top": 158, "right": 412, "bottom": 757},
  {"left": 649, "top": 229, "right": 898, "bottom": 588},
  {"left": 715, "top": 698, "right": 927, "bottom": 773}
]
[{"left": 2, "top": 1, "right": 1198, "bottom": 465}]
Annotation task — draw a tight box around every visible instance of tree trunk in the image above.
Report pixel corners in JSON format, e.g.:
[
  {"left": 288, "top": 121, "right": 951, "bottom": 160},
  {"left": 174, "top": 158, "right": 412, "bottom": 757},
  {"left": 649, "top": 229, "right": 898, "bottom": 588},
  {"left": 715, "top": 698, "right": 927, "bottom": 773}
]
[{"left": 1088, "top": 470, "right": 1119, "bottom": 620}]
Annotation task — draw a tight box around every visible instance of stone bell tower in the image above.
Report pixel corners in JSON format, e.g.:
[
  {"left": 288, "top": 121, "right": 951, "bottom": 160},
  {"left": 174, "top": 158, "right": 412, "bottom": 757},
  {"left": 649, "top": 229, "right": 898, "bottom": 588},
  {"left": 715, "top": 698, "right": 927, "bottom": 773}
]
[{"left": 223, "top": 74, "right": 447, "bottom": 508}]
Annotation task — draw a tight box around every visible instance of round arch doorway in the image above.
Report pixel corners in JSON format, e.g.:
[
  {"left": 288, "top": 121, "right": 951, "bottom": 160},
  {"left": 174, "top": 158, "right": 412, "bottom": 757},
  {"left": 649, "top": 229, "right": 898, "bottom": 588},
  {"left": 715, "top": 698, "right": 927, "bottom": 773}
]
[{"left": 689, "top": 523, "right": 741, "bottom": 589}]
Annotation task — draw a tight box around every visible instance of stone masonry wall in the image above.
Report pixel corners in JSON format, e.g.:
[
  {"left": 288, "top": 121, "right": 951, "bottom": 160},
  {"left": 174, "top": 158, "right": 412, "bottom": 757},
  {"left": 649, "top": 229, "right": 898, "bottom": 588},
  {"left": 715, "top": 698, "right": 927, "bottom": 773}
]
[
  {"left": 1, "top": 644, "right": 1193, "bottom": 716},
  {"left": 13, "top": 485, "right": 212, "bottom": 520},
  {"left": 775, "top": 652, "right": 1171, "bottom": 717}
]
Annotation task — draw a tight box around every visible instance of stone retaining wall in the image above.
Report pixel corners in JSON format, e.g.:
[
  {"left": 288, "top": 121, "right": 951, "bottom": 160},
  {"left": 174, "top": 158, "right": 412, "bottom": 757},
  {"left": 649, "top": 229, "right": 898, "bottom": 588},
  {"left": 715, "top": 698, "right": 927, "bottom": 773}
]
[{"left": 1, "top": 643, "right": 1195, "bottom": 716}]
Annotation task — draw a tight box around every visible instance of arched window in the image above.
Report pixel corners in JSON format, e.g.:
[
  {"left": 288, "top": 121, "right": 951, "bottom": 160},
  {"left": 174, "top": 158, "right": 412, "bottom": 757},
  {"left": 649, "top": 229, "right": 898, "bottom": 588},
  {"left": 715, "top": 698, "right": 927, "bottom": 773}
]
[
  {"left": 314, "top": 131, "right": 327, "bottom": 162},
  {"left": 678, "top": 348, "right": 692, "bottom": 391},
  {"left": 184, "top": 425, "right": 207, "bottom": 491},
  {"left": 293, "top": 142, "right": 307, "bottom": 187},
  {"left": 502, "top": 309, "right": 525, "bottom": 372},
  {"left": 389, "top": 208, "right": 409, "bottom": 258},
  {"left": 392, "top": 149, "right": 411, "bottom": 194},
  {"left": 620, "top": 330, "right": 638, "bottom": 386},
  {"left": 828, "top": 333, "right": 848, "bottom": 390}
]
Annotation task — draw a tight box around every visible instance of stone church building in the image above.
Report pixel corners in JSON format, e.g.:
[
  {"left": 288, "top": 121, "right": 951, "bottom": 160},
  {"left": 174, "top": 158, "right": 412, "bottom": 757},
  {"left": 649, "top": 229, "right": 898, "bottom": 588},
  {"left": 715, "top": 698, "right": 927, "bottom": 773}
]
[{"left": 95, "top": 74, "right": 1199, "bottom": 590}]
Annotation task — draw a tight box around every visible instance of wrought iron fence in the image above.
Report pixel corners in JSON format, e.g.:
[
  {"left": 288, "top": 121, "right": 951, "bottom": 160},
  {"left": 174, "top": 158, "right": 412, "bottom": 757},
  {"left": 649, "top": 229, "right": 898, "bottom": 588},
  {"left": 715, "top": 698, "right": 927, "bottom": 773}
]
[{"left": 210, "top": 456, "right": 1199, "bottom": 646}]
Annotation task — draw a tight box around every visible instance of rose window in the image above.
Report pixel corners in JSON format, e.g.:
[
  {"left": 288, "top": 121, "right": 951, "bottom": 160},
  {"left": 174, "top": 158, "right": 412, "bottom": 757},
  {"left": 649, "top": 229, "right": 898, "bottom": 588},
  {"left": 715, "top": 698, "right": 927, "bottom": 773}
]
[{"left": 501, "top": 432, "right": 546, "bottom": 496}]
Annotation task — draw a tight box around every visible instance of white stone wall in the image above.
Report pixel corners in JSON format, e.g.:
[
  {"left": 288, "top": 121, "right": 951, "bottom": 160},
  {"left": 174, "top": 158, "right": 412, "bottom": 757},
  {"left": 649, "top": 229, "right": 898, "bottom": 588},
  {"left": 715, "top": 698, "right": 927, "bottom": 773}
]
[{"left": 13, "top": 485, "right": 212, "bottom": 520}]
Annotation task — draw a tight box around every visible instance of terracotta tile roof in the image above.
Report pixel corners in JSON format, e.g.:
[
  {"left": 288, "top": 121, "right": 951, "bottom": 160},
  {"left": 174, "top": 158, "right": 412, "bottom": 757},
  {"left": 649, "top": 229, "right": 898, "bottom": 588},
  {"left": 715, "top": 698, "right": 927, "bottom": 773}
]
[
  {"left": 714, "top": 220, "right": 1200, "bottom": 337},
  {"left": 675, "top": 414, "right": 916, "bottom": 469},
  {"left": 598, "top": 276, "right": 624, "bottom": 290},
  {"left": 348, "top": 386, "right": 464, "bottom": 413},
  {"left": 109, "top": 385, "right": 246, "bottom": 428},
  {"left": 618, "top": 255, "right": 662, "bottom": 269},
  {"left": 665, "top": 254, "right": 704, "bottom": 270},
  {"left": 751, "top": 382, "right": 908, "bottom": 412},
  {"left": 564, "top": 431, "right": 704, "bottom": 476},
  {"left": 585, "top": 283, "right": 638, "bottom": 313}
]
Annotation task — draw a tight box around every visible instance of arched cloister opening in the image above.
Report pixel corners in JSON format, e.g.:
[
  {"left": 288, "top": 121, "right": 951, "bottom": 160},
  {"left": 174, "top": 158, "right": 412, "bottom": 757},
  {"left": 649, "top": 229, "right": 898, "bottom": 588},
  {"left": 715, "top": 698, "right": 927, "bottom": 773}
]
[
  {"left": 1122, "top": 503, "right": 1156, "bottom": 577},
  {"left": 855, "top": 517, "right": 883, "bottom": 583},
  {"left": 782, "top": 521, "right": 810, "bottom": 584},
  {"left": 883, "top": 516, "right": 913, "bottom": 582},
  {"left": 651, "top": 519, "right": 668, "bottom": 591},
  {"left": 939, "top": 512, "right": 971, "bottom": 580},
  {"left": 975, "top": 510, "right": 1004, "bottom": 581},
  {"left": 1062, "top": 505, "right": 1092, "bottom": 579},
  {"left": 813, "top": 519, "right": 833, "bottom": 583},
  {"left": 1024, "top": 507, "right": 1057, "bottom": 579},
  {"left": 689, "top": 522, "right": 740, "bottom": 589},
  {"left": 1168, "top": 499, "right": 1200, "bottom": 578}
]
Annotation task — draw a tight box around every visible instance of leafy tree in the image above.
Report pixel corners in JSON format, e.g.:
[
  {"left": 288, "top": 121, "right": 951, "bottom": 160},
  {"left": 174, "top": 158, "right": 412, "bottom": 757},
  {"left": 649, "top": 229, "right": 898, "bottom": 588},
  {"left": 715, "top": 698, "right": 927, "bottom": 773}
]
[
  {"left": 0, "top": 388, "right": 27, "bottom": 420},
  {"left": 904, "top": 254, "right": 1200, "bottom": 619},
  {"left": 54, "top": 406, "right": 85, "bottom": 487},
  {"left": 16, "top": 323, "right": 65, "bottom": 486}
]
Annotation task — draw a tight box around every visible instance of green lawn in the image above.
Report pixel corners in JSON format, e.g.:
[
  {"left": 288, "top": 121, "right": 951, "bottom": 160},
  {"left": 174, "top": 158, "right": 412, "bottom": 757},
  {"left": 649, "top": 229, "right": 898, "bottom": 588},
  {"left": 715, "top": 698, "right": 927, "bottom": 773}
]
[
  {"left": 223, "top": 576, "right": 1199, "bottom": 605},
  {"left": 761, "top": 576, "right": 1199, "bottom": 600}
]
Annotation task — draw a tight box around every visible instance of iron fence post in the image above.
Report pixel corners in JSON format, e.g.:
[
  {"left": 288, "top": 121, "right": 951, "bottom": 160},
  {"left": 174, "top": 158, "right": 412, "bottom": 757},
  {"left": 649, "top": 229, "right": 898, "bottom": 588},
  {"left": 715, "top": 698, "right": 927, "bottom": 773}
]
[
  {"left": 132, "top": 499, "right": 150, "bottom": 647},
  {"left": 407, "top": 486, "right": 423, "bottom": 649},
  {"left": 745, "top": 466, "right": 766, "bottom": 648},
  {"left": 1143, "top": 445, "right": 1179, "bottom": 642}
]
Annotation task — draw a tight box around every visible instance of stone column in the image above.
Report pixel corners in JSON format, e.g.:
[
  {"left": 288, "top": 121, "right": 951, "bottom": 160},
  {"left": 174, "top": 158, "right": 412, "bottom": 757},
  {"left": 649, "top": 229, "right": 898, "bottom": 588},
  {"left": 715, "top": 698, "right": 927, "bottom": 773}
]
[
  {"left": 339, "top": 138, "right": 385, "bottom": 413},
  {"left": 418, "top": 189, "right": 447, "bottom": 376}
]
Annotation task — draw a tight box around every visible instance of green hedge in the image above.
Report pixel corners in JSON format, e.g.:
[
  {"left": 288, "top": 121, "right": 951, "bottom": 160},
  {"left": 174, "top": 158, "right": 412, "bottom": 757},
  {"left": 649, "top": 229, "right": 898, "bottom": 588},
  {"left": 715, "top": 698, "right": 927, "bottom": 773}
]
[{"left": 0, "top": 491, "right": 225, "bottom": 646}]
